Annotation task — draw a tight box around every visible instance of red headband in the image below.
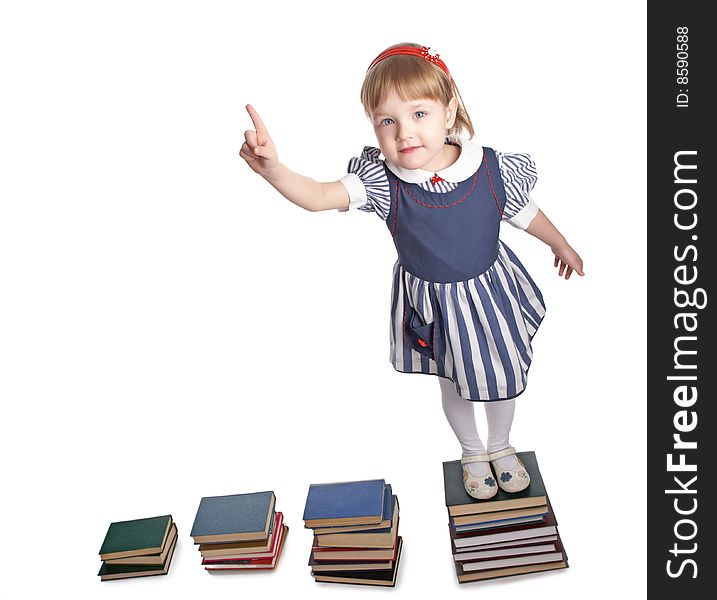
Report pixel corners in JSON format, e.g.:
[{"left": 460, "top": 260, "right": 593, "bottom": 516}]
[{"left": 367, "top": 45, "right": 453, "bottom": 93}]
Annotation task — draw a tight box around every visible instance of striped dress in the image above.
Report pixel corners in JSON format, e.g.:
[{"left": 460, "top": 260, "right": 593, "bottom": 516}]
[{"left": 339, "top": 139, "right": 546, "bottom": 401}]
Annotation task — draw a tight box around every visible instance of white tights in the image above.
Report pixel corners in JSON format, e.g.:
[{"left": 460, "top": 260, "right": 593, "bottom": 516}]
[{"left": 439, "top": 377, "right": 518, "bottom": 475}]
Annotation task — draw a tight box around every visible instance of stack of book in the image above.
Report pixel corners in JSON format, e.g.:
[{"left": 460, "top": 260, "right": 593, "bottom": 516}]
[
  {"left": 442, "top": 451, "right": 569, "bottom": 583},
  {"left": 190, "top": 490, "right": 287, "bottom": 572},
  {"left": 302, "top": 479, "right": 402, "bottom": 587},
  {"left": 98, "top": 514, "right": 177, "bottom": 581}
]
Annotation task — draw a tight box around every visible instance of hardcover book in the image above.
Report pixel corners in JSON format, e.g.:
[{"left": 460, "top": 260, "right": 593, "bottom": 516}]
[
  {"left": 451, "top": 504, "right": 548, "bottom": 527},
  {"left": 203, "top": 513, "right": 284, "bottom": 564},
  {"left": 461, "top": 551, "right": 564, "bottom": 572},
  {"left": 311, "top": 545, "right": 397, "bottom": 562},
  {"left": 303, "top": 479, "right": 386, "bottom": 528},
  {"left": 454, "top": 514, "right": 545, "bottom": 533},
  {"left": 454, "top": 551, "right": 568, "bottom": 583},
  {"left": 99, "top": 529, "right": 177, "bottom": 580},
  {"left": 191, "top": 491, "right": 275, "bottom": 543},
  {"left": 104, "top": 523, "right": 177, "bottom": 565},
  {"left": 454, "top": 537, "right": 564, "bottom": 563},
  {"left": 312, "top": 537, "right": 403, "bottom": 587},
  {"left": 450, "top": 509, "right": 558, "bottom": 550},
  {"left": 453, "top": 534, "right": 558, "bottom": 553},
  {"left": 201, "top": 512, "right": 282, "bottom": 560},
  {"left": 309, "top": 554, "right": 396, "bottom": 572},
  {"left": 99, "top": 514, "right": 173, "bottom": 561},
  {"left": 316, "top": 497, "right": 399, "bottom": 548},
  {"left": 204, "top": 526, "right": 288, "bottom": 571},
  {"left": 312, "top": 484, "right": 394, "bottom": 535},
  {"left": 311, "top": 531, "right": 399, "bottom": 562},
  {"left": 443, "top": 451, "right": 547, "bottom": 517}
]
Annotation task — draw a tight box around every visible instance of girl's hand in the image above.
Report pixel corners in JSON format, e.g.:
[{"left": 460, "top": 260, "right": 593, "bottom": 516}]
[
  {"left": 551, "top": 244, "right": 584, "bottom": 280},
  {"left": 240, "top": 104, "right": 280, "bottom": 180}
]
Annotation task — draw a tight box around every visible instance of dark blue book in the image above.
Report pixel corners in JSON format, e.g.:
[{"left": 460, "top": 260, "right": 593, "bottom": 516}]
[
  {"left": 191, "top": 491, "right": 275, "bottom": 543},
  {"left": 313, "top": 484, "right": 394, "bottom": 535},
  {"left": 303, "top": 479, "right": 385, "bottom": 528},
  {"left": 453, "top": 513, "right": 546, "bottom": 533}
]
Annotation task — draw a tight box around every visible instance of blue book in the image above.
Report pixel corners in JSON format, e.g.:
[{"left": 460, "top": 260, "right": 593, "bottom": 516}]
[
  {"left": 190, "top": 491, "right": 275, "bottom": 543},
  {"left": 303, "top": 479, "right": 386, "bottom": 528},
  {"left": 453, "top": 514, "right": 546, "bottom": 532},
  {"left": 313, "top": 484, "right": 394, "bottom": 534}
]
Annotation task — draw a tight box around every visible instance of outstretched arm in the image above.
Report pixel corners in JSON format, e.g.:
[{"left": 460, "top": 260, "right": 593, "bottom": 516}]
[
  {"left": 524, "top": 210, "right": 585, "bottom": 279},
  {"left": 240, "top": 105, "right": 349, "bottom": 212}
]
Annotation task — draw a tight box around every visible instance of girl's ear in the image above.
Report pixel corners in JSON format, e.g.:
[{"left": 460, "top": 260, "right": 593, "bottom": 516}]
[{"left": 446, "top": 96, "right": 458, "bottom": 129}]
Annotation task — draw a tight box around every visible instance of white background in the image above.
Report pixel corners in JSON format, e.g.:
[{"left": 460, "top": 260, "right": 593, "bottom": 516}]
[{"left": 0, "top": 1, "right": 646, "bottom": 597}]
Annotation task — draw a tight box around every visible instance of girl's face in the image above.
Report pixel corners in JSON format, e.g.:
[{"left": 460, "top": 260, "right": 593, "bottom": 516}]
[{"left": 370, "top": 90, "right": 458, "bottom": 173}]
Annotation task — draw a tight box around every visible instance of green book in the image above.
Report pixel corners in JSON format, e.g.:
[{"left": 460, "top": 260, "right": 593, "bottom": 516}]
[
  {"left": 99, "top": 515, "right": 173, "bottom": 560},
  {"left": 443, "top": 451, "right": 547, "bottom": 517},
  {"left": 99, "top": 529, "right": 178, "bottom": 580},
  {"left": 104, "top": 523, "right": 178, "bottom": 565}
]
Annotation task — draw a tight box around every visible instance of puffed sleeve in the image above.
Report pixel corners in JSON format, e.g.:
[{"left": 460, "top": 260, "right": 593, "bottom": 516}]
[
  {"left": 338, "top": 146, "right": 391, "bottom": 220},
  {"left": 496, "top": 151, "right": 540, "bottom": 229}
]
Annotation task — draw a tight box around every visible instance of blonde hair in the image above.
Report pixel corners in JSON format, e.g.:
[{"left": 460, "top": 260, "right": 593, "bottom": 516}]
[{"left": 360, "top": 42, "right": 474, "bottom": 142}]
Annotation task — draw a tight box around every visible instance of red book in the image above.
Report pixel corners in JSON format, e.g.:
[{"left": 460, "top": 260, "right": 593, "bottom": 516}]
[{"left": 204, "top": 524, "right": 288, "bottom": 571}]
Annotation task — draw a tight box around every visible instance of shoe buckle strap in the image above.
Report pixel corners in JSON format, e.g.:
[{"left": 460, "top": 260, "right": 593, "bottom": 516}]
[
  {"left": 488, "top": 446, "right": 517, "bottom": 461},
  {"left": 461, "top": 454, "right": 490, "bottom": 465}
]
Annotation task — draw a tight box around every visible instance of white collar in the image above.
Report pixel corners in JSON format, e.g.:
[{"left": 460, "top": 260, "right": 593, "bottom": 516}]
[{"left": 384, "top": 138, "right": 484, "bottom": 184}]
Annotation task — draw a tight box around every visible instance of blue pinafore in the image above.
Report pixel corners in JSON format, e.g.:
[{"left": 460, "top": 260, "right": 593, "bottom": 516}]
[{"left": 384, "top": 147, "right": 546, "bottom": 401}]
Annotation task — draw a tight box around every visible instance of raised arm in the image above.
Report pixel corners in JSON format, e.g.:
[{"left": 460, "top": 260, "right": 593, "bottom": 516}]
[
  {"left": 524, "top": 210, "right": 585, "bottom": 280},
  {"left": 240, "top": 105, "right": 349, "bottom": 212}
]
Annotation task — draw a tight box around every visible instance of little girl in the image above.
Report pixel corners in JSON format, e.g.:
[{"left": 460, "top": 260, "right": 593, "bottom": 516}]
[{"left": 240, "top": 42, "right": 584, "bottom": 500}]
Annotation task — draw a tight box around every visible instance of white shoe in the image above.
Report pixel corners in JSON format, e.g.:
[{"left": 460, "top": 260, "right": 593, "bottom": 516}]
[
  {"left": 488, "top": 446, "right": 530, "bottom": 493},
  {"left": 461, "top": 454, "right": 498, "bottom": 500}
]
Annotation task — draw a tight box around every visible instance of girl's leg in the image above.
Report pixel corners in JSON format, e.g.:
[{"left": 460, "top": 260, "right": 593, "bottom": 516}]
[
  {"left": 439, "top": 377, "right": 490, "bottom": 476},
  {"left": 485, "top": 399, "right": 519, "bottom": 470}
]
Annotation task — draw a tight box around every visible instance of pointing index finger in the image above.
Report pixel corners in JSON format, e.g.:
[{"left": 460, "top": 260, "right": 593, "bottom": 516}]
[{"left": 246, "top": 104, "right": 269, "bottom": 143}]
